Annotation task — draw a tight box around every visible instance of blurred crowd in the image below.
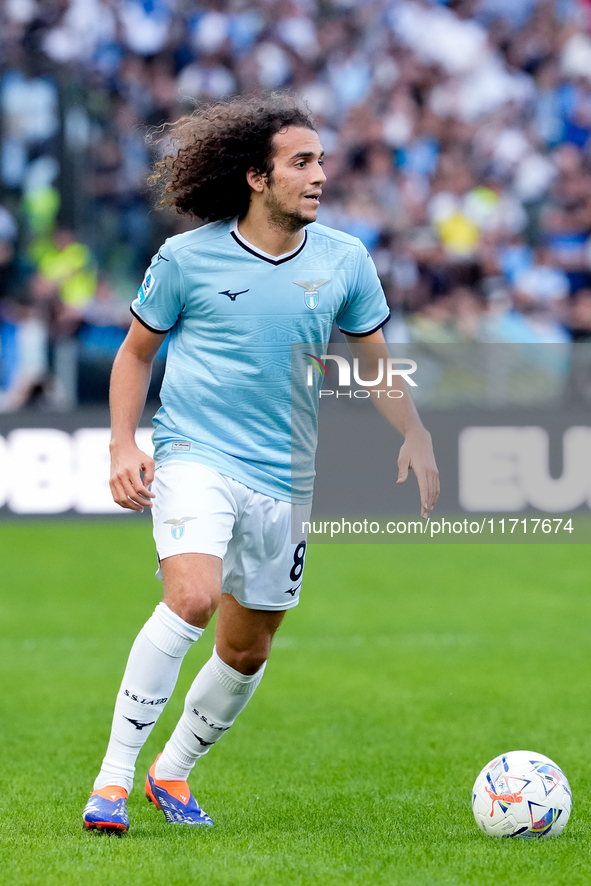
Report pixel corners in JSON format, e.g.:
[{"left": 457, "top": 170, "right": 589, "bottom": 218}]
[{"left": 2, "top": 0, "right": 591, "bottom": 409}]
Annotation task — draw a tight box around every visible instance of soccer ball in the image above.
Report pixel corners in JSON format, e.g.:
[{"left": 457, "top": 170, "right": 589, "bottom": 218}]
[{"left": 471, "top": 750, "right": 572, "bottom": 838}]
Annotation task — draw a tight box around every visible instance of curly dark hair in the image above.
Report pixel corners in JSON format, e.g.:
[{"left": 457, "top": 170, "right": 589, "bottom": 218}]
[{"left": 149, "top": 93, "right": 316, "bottom": 222}]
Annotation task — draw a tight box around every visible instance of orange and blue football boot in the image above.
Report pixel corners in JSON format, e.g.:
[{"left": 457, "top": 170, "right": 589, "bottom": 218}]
[
  {"left": 82, "top": 785, "right": 129, "bottom": 833},
  {"left": 145, "top": 756, "right": 213, "bottom": 826}
]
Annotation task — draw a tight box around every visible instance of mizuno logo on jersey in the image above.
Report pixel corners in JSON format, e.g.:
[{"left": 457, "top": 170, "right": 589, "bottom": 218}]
[
  {"left": 219, "top": 289, "right": 249, "bottom": 301},
  {"left": 293, "top": 279, "right": 329, "bottom": 310}
]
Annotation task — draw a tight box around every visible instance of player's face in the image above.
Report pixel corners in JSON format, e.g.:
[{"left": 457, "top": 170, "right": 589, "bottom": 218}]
[{"left": 263, "top": 127, "right": 326, "bottom": 232}]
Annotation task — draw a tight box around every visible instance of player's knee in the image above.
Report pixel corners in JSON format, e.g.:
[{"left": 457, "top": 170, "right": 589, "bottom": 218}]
[
  {"left": 165, "top": 589, "right": 219, "bottom": 628},
  {"left": 222, "top": 645, "right": 269, "bottom": 676}
]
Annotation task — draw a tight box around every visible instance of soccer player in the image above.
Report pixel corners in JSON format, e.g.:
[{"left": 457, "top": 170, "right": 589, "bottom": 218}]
[{"left": 82, "top": 94, "right": 439, "bottom": 833}]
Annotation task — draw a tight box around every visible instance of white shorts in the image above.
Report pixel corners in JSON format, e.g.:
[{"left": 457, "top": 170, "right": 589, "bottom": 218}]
[{"left": 152, "top": 461, "right": 311, "bottom": 611}]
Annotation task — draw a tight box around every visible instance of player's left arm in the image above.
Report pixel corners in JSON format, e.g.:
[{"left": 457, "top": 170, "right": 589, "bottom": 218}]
[{"left": 345, "top": 329, "right": 439, "bottom": 519}]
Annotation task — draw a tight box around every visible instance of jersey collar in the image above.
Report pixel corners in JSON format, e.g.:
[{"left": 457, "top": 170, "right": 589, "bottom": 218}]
[{"left": 230, "top": 217, "right": 307, "bottom": 265}]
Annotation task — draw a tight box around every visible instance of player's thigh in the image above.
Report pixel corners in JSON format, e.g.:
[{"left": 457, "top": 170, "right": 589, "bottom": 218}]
[
  {"left": 152, "top": 461, "right": 237, "bottom": 624},
  {"left": 215, "top": 594, "right": 286, "bottom": 674},
  {"left": 222, "top": 491, "right": 311, "bottom": 611}
]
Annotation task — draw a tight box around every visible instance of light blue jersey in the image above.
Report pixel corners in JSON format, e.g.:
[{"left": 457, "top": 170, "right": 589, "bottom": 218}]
[{"left": 131, "top": 218, "right": 390, "bottom": 502}]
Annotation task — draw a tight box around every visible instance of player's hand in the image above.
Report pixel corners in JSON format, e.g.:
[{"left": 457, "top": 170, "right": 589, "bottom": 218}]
[
  {"left": 109, "top": 443, "right": 156, "bottom": 511},
  {"left": 396, "top": 427, "right": 439, "bottom": 519}
]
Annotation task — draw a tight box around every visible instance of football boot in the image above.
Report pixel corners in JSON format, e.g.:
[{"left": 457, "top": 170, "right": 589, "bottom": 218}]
[
  {"left": 83, "top": 785, "right": 129, "bottom": 833},
  {"left": 145, "top": 755, "right": 213, "bottom": 826}
]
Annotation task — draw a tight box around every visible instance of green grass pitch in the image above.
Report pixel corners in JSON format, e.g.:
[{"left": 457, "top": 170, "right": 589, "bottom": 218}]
[{"left": 0, "top": 521, "right": 590, "bottom": 885}]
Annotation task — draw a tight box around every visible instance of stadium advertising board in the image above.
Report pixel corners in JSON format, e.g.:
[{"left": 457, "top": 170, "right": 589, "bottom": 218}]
[
  {"left": 292, "top": 343, "right": 591, "bottom": 543},
  {"left": 1, "top": 344, "right": 590, "bottom": 544},
  {"left": 0, "top": 408, "right": 153, "bottom": 516}
]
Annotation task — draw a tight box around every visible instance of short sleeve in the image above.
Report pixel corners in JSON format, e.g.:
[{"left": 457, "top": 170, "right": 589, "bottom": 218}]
[
  {"left": 335, "top": 243, "right": 390, "bottom": 337},
  {"left": 130, "top": 241, "right": 184, "bottom": 333}
]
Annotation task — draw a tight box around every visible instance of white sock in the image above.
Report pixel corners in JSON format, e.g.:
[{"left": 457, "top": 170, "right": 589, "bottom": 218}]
[
  {"left": 154, "top": 646, "right": 266, "bottom": 781},
  {"left": 93, "top": 603, "right": 203, "bottom": 793}
]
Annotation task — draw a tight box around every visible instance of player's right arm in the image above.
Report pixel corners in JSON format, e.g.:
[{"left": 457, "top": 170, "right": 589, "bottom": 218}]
[{"left": 109, "top": 318, "right": 167, "bottom": 511}]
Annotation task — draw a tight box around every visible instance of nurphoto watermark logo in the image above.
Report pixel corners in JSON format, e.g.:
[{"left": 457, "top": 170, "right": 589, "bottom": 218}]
[{"left": 304, "top": 354, "right": 418, "bottom": 399}]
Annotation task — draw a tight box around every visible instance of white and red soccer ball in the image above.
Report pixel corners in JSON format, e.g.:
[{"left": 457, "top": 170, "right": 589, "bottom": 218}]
[{"left": 472, "top": 750, "right": 572, "bottom": 838}]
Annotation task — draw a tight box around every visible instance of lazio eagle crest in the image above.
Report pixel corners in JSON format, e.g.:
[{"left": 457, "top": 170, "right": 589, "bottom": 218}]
[
  {"left": 164, "top": 516, "right": 197, "bottom": 539},
  {"left": 293, "top": 279, "right": 329, "bottom": 310}
]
